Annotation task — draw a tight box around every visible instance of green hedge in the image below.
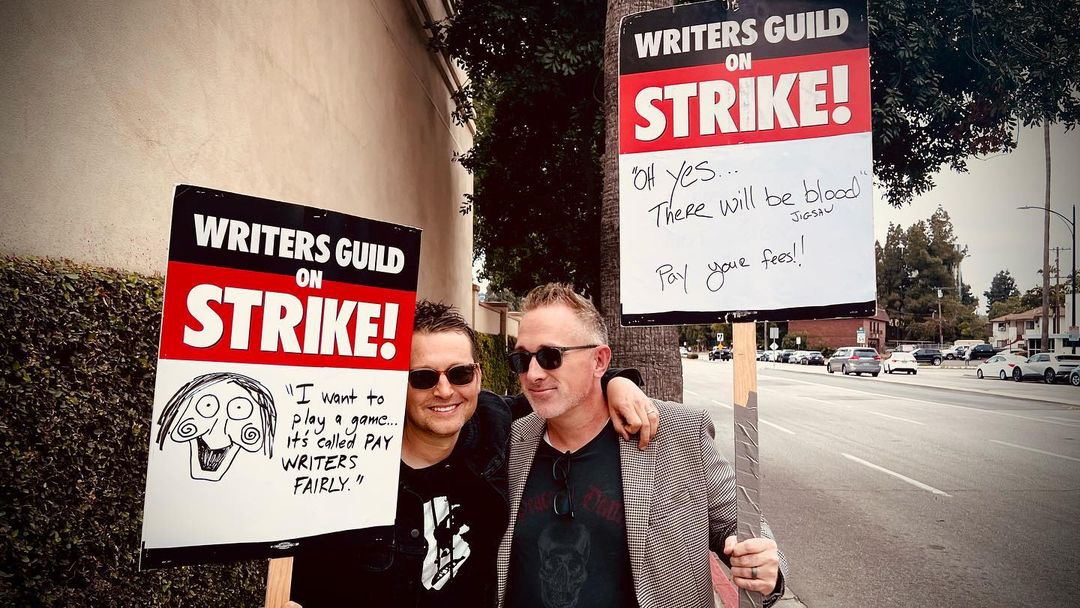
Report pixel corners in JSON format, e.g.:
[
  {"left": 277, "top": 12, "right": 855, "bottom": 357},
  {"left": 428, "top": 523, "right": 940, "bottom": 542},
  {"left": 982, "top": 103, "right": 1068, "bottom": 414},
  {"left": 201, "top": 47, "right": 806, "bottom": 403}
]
[
  {"left": 0, "top": 257, "right": 264, "bottom": 607},
  {"left": 476, "top": 332, "right": 519, "bottom": 396}
]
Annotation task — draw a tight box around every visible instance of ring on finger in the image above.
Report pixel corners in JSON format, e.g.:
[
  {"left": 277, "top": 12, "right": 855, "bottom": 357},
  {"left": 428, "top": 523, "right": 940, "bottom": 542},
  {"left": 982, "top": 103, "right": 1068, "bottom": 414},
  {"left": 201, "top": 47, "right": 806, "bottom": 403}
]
[
  {"left": 751, "top": 566, "right": 757, "bottom": 580},
  {"left": 646, "top": 408, "right": 658, "bottom": 415}
]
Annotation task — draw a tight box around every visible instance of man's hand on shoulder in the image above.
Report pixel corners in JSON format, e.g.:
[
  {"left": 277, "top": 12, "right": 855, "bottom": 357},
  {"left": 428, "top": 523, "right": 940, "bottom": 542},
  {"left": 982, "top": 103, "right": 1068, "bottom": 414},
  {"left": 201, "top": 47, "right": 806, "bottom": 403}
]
[
  {"left": 606, "top": 377, "right": 659, "bottom": 450},
  {"left": 724, "top": 535, "right": 780, "bottom": 595}
]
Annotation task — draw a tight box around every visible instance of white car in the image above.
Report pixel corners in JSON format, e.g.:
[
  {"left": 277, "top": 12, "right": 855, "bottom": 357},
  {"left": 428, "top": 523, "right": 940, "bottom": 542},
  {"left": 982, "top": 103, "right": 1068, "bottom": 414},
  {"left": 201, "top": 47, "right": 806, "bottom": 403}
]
[
  {"left": 679, "top": 346, "right": 690, "bottom": 357},
  {"left": 975, "top": 354, "right": 1028, "bottom": 380},
  {"left": 884, "top": 351, "right": 918, "bottom": 375},
  {"left": 1012, "top": 353, "right": 1080, "bottom": 383}
]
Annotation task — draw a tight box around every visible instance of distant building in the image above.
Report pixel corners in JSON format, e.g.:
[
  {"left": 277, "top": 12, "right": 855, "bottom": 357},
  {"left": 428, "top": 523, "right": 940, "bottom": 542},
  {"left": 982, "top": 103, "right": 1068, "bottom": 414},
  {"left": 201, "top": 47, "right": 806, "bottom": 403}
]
[
  {"left": 990, "top": 306, "right": 1073, "bottom": 353},
  {"left": 789, "top": 307, "right": 890, "bottom": 352}
]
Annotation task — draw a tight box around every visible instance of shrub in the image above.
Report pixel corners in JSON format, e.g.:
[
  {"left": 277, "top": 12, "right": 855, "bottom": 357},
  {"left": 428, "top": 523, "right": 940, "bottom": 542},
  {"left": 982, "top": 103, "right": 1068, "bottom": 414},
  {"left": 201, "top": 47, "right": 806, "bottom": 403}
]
[
  {"left": 477, "top": 332, "right": 520, "bottom": 396},
  {"left": 0, "top": 257, "right": 264, "bottom": 607}
]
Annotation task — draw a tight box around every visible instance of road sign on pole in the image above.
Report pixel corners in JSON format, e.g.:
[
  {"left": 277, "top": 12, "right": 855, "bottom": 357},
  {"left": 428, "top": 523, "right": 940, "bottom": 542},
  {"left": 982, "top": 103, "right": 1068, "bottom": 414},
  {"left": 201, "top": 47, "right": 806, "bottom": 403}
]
[
  {"left": 718, "top": 332, "right": 725, "bottom": 343},
  {"left": 770, "top": 342, "right": 779, "bottom": 350},
  {"left": 769, "top": 327, "right": 779, "bottom": 340},
  {"left": 856, "top": 327, "right": 866, "bottom": 344},
  {"left": 796, "top": 337, "right": 801, "bottom": 346}
]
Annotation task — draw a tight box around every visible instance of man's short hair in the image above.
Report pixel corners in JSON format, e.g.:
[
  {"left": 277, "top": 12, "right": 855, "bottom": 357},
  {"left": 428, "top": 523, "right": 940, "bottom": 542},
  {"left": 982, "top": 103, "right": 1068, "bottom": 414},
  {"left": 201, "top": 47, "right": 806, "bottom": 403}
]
[
  {"left": 413, "top": 299, "right": 479, "bottom": 361},
  {"left": 521, "top": 283, "right": 608, "bottom": 345}
]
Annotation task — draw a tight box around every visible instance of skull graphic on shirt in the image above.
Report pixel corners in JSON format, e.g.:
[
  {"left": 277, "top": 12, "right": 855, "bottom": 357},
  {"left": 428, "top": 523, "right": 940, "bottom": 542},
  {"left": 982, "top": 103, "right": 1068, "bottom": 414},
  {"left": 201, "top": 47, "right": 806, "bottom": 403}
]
[{"left": 538, "top": 521, "right": 591, "bottom": 608}]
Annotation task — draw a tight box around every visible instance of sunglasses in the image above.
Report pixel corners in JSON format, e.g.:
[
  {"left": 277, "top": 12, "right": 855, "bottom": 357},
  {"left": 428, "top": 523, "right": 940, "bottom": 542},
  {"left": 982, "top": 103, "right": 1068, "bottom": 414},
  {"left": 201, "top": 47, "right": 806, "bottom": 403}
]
[
  {"left": 552, "top": 451, "right": 574, "bottom": 519},
  {"left": 407, "top": 364, "right": 478, "bottom": 390},
  {"left": 507, "top": 345, "right": 598, "bottom": 374}
]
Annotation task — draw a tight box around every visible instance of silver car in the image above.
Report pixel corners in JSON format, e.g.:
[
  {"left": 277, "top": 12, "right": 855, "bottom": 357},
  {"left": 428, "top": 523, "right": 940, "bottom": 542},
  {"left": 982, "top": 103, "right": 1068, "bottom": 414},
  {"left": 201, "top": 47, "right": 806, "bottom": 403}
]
[{"left": 827, "top": 346, "right": 882, "bottom": 376}]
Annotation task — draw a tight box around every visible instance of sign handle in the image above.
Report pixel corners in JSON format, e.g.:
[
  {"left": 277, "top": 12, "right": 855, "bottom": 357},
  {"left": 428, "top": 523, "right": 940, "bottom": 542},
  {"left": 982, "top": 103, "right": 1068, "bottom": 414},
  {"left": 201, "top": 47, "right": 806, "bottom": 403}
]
[
  {"left": 264, "top": 557, "right": 293, "bottom": 608},
  {"left": 732, "top": 322, "right": 762, "bottom": 608}
]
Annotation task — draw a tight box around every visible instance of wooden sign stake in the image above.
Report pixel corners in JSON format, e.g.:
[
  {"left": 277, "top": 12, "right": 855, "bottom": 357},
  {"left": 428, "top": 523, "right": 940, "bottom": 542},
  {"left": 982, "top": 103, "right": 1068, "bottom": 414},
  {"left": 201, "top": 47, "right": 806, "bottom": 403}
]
[
  {"left": 733, "top": 321, "right": 762, "bottom": 608},
  {"left": 264, "top": 557, "right": 293, "bottom": 608}
]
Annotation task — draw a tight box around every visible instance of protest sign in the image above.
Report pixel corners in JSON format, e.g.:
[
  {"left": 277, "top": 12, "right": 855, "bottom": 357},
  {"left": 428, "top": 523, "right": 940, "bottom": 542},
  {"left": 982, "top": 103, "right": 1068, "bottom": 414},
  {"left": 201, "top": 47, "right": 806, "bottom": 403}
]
[
  {"left": 140, "top": 185, "right": 420, "bottom": 569},
  {"left": 618, "top": 0, "right": 874, "bottom": 325}
]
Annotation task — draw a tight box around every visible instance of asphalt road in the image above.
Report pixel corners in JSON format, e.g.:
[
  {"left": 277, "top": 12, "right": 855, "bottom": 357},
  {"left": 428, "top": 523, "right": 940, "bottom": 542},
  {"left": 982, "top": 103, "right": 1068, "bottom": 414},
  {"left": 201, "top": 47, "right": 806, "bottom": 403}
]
[{"left": 682, "top": 358, "right": 1080, "bottom": 607}]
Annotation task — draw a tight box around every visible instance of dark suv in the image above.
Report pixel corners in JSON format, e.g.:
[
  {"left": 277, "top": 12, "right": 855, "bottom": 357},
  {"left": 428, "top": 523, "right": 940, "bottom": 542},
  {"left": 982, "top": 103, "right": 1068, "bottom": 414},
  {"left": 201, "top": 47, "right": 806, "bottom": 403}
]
[
  {"left": 965, "top": 344, "right": 997, "bottom": 361},
  {"left": 911, "top": 348, "right": 944, "bottom": 366}
]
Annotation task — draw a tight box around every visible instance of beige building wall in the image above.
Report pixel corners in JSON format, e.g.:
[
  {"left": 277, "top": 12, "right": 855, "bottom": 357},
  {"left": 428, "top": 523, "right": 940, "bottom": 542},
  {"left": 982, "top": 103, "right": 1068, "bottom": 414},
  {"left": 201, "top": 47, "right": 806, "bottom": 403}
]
[{"left": 0, "top": 0, "right": 474, "bottom": 309}]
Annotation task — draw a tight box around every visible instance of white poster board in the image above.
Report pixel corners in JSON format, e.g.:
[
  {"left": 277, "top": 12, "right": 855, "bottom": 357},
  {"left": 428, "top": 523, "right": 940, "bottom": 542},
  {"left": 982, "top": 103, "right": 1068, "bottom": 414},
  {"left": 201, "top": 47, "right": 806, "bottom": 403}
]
[
  {"left": 140, "top": 185, "right": 420, "bottom": 568},
  {"left": 618, "top": 0, "right": 874, "bottom": 325}
]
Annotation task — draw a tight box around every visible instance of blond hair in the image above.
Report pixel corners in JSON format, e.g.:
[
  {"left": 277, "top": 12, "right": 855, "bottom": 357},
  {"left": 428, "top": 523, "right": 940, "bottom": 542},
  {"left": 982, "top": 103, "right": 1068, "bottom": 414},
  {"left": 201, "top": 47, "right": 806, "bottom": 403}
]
[{"left": 521, "top": 283, "right": 608, "bottom": 344}]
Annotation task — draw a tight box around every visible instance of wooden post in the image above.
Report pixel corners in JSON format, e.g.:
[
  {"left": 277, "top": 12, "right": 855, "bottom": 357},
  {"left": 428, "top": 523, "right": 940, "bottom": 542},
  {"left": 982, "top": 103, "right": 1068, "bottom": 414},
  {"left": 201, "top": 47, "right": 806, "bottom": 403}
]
[
  {"left": 732, "top": 322, "right": 762, "bottom": 608},
  {"left": 264, "top": 557, "right": 293, "bottom": 608}
]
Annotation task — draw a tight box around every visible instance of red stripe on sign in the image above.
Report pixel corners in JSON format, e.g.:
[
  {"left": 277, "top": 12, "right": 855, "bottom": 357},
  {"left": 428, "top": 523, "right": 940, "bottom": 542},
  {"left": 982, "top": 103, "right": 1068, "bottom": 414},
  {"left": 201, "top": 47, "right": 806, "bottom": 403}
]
[
  {"left": 619, "top": 48, "right": 870, "bottom": 154},
  {"left": 159, "top": 261, "right": 416, "bottom": 370}
]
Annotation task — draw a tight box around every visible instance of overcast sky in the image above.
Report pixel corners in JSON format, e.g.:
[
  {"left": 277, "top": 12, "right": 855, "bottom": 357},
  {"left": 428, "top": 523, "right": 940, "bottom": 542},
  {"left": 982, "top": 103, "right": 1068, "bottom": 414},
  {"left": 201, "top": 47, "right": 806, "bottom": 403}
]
[{"left": 874, "top": 125, "right": 1080, "bottom": 311}]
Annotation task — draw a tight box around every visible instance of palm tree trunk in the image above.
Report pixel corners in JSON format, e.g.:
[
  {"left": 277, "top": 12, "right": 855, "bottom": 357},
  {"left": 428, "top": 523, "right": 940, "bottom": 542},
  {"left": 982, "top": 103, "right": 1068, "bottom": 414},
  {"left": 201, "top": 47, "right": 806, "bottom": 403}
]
[
  {"left": 601, "top": 0, "right": 682, "bottom": 401},
  {"left": 1041, "top": 120, "right": 1051, "bottom": 351}
]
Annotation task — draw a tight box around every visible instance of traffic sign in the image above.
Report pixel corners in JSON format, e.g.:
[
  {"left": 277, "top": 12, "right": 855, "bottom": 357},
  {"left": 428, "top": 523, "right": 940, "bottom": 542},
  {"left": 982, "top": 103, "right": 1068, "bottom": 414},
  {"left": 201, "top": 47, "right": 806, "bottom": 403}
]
[
  {"left": 856, "top": 327, "right": 866, "bottom": 344},
  {"left": 770, "top": 327, "right": 779, "bottom": 340},
  {"left": 717, "top": 332, "right": 724, "bottom": 343},
  {"left": 770, "top": 342, "right": 779, "bottom": 350}
]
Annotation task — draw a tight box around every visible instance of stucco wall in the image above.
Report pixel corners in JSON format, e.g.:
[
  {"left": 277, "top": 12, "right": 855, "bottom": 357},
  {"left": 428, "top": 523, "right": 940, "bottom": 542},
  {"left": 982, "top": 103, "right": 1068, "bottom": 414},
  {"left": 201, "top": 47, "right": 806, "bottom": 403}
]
[{"left": 0, "top": 0, "right": 473, "bottom": 309}]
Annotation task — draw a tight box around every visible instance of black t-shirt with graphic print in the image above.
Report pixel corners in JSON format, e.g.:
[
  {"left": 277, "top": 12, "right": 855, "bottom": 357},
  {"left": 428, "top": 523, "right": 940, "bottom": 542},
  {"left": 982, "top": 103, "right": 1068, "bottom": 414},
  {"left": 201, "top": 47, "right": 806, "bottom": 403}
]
[
  {"left": 400, "top": 452, "right": 504, "bottom": 608},
  {"left": 506, "top": 422, "right": 638, "bottom": 608}
]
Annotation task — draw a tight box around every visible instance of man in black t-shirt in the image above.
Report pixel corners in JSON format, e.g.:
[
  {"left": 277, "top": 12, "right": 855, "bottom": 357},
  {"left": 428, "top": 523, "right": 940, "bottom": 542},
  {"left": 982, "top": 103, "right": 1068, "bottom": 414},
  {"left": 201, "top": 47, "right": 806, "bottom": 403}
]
[
  {"left": 498, "top": 284, "right": 787, "bottom": 608},
  {"left": 286, "top": 301, "right": 656, "bottom": 608}
]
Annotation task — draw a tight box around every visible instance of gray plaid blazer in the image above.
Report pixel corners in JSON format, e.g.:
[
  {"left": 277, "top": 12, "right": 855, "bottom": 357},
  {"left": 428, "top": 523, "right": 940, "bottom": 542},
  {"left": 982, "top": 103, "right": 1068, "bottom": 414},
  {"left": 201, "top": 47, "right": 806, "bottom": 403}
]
[{"left": 496, "top": 400, "right": 786, "bottom": 608}]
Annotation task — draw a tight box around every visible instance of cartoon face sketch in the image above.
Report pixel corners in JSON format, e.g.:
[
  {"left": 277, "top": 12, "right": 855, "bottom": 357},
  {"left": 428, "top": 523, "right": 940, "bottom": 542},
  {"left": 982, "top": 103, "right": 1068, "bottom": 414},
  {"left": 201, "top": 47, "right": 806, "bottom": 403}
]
[{"left": 156, "top": 372, "right": 276, "bottom": 481}]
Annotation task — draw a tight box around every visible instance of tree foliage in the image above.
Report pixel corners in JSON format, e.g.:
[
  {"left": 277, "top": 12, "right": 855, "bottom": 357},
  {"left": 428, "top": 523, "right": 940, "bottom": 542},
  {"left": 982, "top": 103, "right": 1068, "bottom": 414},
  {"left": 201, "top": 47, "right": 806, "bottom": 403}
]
[
  {"left": 437, "top": 0, "right": 1072, "bottom": 301},
  {"left": 984, "top": 270, "right": 1021, "bottom": 313},
  {"left": 875, "top": 207, "right": 987, "bottom": 342}
]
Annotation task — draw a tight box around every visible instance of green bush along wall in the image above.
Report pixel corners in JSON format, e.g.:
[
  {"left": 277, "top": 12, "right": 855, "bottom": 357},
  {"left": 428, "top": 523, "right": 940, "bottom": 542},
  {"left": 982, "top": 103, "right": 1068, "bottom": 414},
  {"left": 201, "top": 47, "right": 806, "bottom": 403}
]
[{"left": 1, "top": 257, "right": 264, "bottom": 607}]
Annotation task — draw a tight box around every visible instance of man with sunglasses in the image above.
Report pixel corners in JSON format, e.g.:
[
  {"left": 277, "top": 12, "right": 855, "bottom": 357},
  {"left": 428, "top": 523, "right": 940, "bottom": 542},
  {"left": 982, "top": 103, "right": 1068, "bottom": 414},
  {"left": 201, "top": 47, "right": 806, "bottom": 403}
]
[
  {"left": 288, "top": 300, "right": 655, "bottom": 608},
  {"left": 498, "top": 284, "right": 787, "bottom": 608}
]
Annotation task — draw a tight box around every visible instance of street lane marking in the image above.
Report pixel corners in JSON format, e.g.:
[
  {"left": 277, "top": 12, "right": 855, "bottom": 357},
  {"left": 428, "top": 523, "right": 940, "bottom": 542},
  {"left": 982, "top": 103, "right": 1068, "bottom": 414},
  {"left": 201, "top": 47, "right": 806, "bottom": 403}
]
[
  {"left": 708, "top": 399, "right": 794, "bottom": 433},
  {"left": 760, "top": 419, "right": 797, "bottom": 435},
  {"left": 841, "top": 453, "right": 951, "bottom": 497},
  {"left": 764, "top": 373, "right": 1080, "bottom": 428},
  {"left": 865, "top": 411, "right": 925, "bottom": 425},
  {"left": 685, "top": 389, "right": 700, "bottom": 396},
  {"left": 1044, "top": 416, "right": 1080, "bottom": 423},
  {"left": 988, "top": 440, "right": 1080, "bottom": 463}
]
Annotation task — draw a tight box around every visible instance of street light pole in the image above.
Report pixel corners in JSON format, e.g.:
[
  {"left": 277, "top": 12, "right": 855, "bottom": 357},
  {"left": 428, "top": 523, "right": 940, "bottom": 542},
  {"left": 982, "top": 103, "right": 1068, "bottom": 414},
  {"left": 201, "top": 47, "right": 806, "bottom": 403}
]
[{"left": 1019, "top": 204, "right": 1077, "bottom": 353}]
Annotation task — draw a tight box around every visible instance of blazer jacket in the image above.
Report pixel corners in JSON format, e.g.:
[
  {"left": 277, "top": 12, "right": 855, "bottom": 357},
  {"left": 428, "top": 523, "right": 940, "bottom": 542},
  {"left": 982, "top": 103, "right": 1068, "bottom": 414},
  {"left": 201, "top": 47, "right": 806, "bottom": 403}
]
[{"left": 496, "top": 400, "right": 786, "bottom": 608}]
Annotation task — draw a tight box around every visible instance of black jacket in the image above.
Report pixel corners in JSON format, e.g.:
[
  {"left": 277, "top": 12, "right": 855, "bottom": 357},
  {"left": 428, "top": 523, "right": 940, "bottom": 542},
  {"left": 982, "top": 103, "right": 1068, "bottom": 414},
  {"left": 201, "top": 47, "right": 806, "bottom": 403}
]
[{"left": 289, "top": 369, "right": 642, "bottom": 608}]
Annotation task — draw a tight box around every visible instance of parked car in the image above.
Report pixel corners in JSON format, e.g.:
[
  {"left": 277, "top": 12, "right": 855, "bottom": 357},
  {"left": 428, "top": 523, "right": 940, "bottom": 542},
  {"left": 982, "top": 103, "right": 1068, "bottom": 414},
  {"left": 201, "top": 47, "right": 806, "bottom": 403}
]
[
  {"left": 679, "top": 346, "right": 690, "bottom": 357},
  {"left": 800, "top": 351, "right": 825, "bottom": 365},
  {"left": 709, "top": 348, "right": 732, "bottom": 361},
  {"left": 1012, "top": 353, "right": 1080, "bottom": 383},
  {"left": 965, "top": 344, "right": 997, "bottom": 361},
  {"left": 884, "top": 351, "right": 918, "bottom": 374},
  {"left": 778, "top": 349, "right": 797, "bottom": 363},
  {"left": 827, "top": 347, "right": 882, "bottom": 376},
  {"left": 788, "top": 350, "right": 807, "bottom": 364},
  {"left": 975, "top": 354, "right": 1029, "bottom": 380},
  {"left": 911, "top": 348, "right": 944, "bottom": 366},
  {"left": 1070, "top": 368, "right": 1080, "bottom": 387},
  {"left": 943, "top": 345, "right": 966, "bottom": 360},
  {"left": 757, "top": 350, "right": 768, "bottom": 361}
]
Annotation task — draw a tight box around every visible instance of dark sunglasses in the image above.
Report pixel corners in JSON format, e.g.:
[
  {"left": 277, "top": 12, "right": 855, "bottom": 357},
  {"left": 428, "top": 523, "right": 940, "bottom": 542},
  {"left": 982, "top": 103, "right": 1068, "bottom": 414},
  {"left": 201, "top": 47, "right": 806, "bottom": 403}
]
[
  {"left": 507, "top": 345, "right": 598, "bottom": 374},
  {"left": 407, "top": 364, "right": 478, "bottom": 390},
  {"left": 552, "top": 451, "right": 574, "bottom": 519}
]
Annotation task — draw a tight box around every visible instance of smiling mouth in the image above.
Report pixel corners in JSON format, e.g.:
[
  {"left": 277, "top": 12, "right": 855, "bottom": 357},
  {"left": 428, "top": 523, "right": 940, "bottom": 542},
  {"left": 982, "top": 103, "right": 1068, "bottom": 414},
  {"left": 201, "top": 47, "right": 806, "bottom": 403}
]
[
  {"left": 197, "top": 438, "right": 234, "bottom": 471},
  {"left": 430, "top": 403, "right": 461, "bottom": 414}
]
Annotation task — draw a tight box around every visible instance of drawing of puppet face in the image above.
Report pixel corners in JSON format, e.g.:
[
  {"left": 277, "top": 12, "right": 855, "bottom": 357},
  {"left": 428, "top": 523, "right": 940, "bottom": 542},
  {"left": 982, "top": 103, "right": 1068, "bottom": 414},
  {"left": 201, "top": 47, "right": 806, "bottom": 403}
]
[{"left": 156, "top": 372, "right": 276, "bottom": 481}]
